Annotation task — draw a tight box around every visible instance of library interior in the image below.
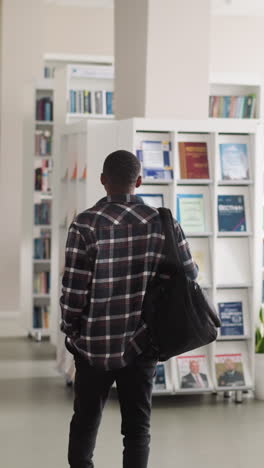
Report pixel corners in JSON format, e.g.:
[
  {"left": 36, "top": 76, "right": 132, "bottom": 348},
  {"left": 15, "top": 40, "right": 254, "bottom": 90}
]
[{"left": 1, "top": 1, "right": 264, "bottom": 467}]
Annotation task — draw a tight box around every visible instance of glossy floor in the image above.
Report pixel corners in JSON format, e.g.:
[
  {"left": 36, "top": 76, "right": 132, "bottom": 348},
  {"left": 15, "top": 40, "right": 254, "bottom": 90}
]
[{"left": 0, "top": 338, "right": 263, "bottom": 468}]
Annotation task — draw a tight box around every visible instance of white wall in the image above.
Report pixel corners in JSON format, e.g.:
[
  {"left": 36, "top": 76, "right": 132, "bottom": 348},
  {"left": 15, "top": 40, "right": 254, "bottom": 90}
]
[
  {"left": 0, "top": 0, "right": 44, "bottom": 332},
  {"left": 0, "top": 1, "right": 113, "bottom": 335},
  {"left": 44, "top": 5, "right": 113, "bottom": 55},
  {"left": 210, "top": 15, "right": 264, "bottom": 75}
]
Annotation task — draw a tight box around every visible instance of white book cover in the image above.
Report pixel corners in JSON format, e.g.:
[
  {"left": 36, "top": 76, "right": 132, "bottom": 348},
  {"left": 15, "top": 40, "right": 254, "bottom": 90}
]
[
  {"left": 219, "top": 143, "right": 249, "bottom": 180},
  {"left": 215, "top": 353, "right": 245, "bottom": 388},
  {"left": 176, "top": 194, "right": 205, "bottom": 233},
  {"left": 177, "top": 354, "right": 210, "bottom": 390}
]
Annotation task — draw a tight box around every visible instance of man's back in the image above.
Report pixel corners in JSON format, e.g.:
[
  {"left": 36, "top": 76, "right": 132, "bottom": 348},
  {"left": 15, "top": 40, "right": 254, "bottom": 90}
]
[
  {"left": 61, "top": 194, "right": 165, "bottom": 370},
  {"left": 60, "top": 194, "right": 197, "bottom": 370}
]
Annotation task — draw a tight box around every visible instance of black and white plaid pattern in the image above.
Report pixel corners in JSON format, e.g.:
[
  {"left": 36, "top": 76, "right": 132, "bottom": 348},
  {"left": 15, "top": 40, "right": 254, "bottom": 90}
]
[{"left": 60, "top": 194, "right": 198, "bottom": 370}]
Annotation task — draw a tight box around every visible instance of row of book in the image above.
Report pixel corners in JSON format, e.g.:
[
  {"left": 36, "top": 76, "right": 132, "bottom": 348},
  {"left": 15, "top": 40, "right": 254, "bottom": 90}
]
[
  {"left": 34, "top": 201, "right": 51, "bottom": 225},
  {"left": 141, "top": 192, "right": 247, "bottom": 233},
  {"left": 68, "top": 89, "right": 113, "bottom": 115},
  {"left": 33, "top": 305, "right": 49, "bottom": 329},
  {"left": 209, "top": 94, "right": 256, "bottom": 119},
  {"left": 35, "top": 130, "right": 52, "bottom": 156},
  {"left": 44, "top": 66, "right": 55, "bottom": 79},
  {"left": 154, "top": 352, "right": 247, "bottom": 392},
  {"left": 36, "top": 97, "right": 53, "bottom": 121},
  {"left": 35, "top": 160, "right": 52, "bottom": 192},
  {"left": 177, "top": 193, "right": 247, "bottom": 233},
  {"left": 33, "top": 272, "right": 50, "bottom": 294},
  {"left": 136, "top": 140, "right": 250, "bottom": 181},
  {"left": 34, "top": 235, "right": 51, "bottom": 260}
]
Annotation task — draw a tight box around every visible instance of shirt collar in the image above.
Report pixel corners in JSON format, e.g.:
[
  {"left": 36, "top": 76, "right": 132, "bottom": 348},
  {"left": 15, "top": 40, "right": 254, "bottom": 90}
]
[{"left": 97, "top": 194, "right": 145, "bottom": 205}]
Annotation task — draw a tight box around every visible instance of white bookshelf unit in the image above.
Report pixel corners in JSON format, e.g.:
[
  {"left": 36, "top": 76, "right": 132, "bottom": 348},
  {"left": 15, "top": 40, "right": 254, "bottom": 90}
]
[
  {"left": 55, "top": 117, "right": 263, "bottom": 397},
  {"left": 50, "top": 58, "right": 114, "bottom": 348},
  {"left": 21, "top": 79, "right": 54, "bottom": 340},
  {"left": 53, "top": 62, "right": 114, "bottom": 124},
  {"left": 209, "top": 73, "right": 264, "bottom": 119}
]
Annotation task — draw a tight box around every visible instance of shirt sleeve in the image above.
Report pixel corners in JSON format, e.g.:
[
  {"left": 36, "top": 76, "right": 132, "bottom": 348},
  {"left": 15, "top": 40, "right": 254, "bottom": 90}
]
[
  {"left": 60, "top": 222, "right": 96, "bottom": 338},
  {"left": 174, "top": 220, "right": 199, "bottom": 281}
]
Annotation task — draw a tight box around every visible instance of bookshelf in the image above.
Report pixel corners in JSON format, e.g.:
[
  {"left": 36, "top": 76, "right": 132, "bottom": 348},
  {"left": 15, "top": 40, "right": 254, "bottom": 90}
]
[
  {"left": 55, "top": 118, "right": 263, "bottom": 397},
  {"left": 20, "top": 79, "right": 54, "bottom": 341},
  {"left": 49, "top": 59, "right": 114, "bottom": 349},
  {"left": 209, "top": 73, "right": 264, "bottom": 119},
  {"left": 53, "top": 63, "right": 114, "bottom": 124}
]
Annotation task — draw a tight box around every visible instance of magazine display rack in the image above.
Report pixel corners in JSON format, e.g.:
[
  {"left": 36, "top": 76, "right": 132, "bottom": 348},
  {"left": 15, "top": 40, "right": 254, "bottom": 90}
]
[{"left": 54, "top": 118, "right": 262, "bottom": 399}]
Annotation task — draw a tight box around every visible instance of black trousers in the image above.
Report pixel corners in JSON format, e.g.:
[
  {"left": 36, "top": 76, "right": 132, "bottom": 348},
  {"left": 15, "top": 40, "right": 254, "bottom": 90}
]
[{"left": 68, "top": 351, "right": 158, "bottom": 468}]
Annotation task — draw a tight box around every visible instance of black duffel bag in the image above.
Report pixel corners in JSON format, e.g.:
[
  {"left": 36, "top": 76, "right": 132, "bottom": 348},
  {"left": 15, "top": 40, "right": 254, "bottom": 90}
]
[{"left": 142, "top": 208, "right": 220, "bottom": 361}]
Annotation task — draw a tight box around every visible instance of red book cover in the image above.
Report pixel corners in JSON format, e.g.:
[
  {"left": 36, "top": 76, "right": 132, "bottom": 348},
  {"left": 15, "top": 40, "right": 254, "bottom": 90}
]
[{"left": 178, "top": 142, "right": 209, "bottom": 179}]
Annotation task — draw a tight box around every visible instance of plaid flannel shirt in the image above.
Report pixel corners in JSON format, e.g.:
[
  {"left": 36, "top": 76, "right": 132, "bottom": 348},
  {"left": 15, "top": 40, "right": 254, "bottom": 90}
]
[{"left": 60, "top": 194, "right": 198, "bottom": 370}]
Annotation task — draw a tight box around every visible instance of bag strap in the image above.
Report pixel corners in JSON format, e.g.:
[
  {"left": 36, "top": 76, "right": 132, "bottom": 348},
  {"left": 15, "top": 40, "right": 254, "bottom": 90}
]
[{"left": 157, "top": 207, "right": 184, "bottom": 273}]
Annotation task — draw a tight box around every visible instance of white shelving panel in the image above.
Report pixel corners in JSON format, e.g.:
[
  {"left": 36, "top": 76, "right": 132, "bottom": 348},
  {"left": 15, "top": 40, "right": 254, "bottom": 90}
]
[
  {"left": 209, "top": 72, "right": 264, "bottom": 120},
  {"left": 50, "top": 59, "right": 114, "bottom": 349},
  {"left": 54, "top": 117, "right": 263, "bottom": 395}
]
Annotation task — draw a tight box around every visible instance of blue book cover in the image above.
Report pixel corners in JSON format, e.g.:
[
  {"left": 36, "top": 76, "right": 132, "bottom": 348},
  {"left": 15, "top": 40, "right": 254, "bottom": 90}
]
[
  {"left": 218, "top": 302, "right": 244, "bottom": 336},
  {"left": 139, "top": 140, "right": 173, "bottom": 180},
  {"left": 106, "top": 91, "right": 113, "bottom": 114},
  {"left": 154, "top": 364, "right": 166, "bottom": 389},
  {"left": 219, "top": 143, "right": 249, "bottom": 180},
  {"left": 217, "top": 195, "right": 246, "bottom": 232}
]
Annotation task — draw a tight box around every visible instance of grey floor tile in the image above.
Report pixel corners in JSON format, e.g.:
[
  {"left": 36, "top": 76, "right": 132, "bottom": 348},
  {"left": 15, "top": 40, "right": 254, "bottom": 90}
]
[{"left": 1, "top": 338, "right": 264, "bottom": 468}]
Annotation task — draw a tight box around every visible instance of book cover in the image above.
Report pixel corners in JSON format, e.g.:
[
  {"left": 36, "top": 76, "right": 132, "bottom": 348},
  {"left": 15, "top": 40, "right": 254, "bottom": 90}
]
[
  {"left": 137, "top": 193, "right": 164, "bottom": 208},
  {"left": 215, "top": 353, "right": 245, "bottom": 387},
  {"left": 139, "top": 140, "right": 173, "bottom": 180},
  {"left": 177, "top": 355, "right": 209, "bottom": 389},
  {"left": 192, "top": 250, "right": 205, "bottom": 284},
  {"left": 217, "top": 195, "right": 246, "bottom": 232},
  {"left": 153, "top": 364, "right": 167, "bottom": 391},
  {"left": 218, "top": 302, "right": 244, "bottom": 337},
  {"left": 176, "top": 194, "right": 205, "bottom": 233},
  {"left": 219, "top": 143, "right": 249, "bottom": 180},
  {"left": 178, "top": 142, "right": 209, "bottom": 179}
]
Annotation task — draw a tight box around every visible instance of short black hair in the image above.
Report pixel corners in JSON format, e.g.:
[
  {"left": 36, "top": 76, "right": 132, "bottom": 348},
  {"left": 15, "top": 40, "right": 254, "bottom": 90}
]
[{"left": 102, "top": 150, "right": 141, "bottom": 186}]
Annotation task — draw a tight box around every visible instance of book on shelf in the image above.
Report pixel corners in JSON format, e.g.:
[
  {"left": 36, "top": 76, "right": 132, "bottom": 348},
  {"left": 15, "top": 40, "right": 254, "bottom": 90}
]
[
  {"left": 136, "top": 140, "right": 173, "bottom": 181},
  {"left": 33, "top": 305, "right": 49, "bottom": 329},
  {"left": 178, "top": 142, "right": 209, "bottom": 179},
  {"left": 176, "top": 194, "right": 205, "bottom": 233},
  {"left": 209, "top": 94, "right": 256, "bottom": 118},
  {"left": 192, "top": 250, "right": 206, "bottom": 284},
  {"left": 35, "top": 130, "right": 52, "bottom": 156},
  {"left": 34, "top": 232, "right": 51, "bottom": 260},
  {"left": 33, "top": 271, "right": 50, "bottom": 294},
  {"left": 68, "top": 89, "right": 113, "bottom": 115},
  {"left": 219, "top": 143, "right": 249, "bottom": 180},
  {"left": 34, "top": 160, "right": 52, "bottom": 192},
  {"left": 137, "top": 193, "right": 164, "bottom": 208},
  {"left": 218, "top": 302, "right": 244, "bottom": 337},
  {"left": 217, "top": 195, "right": 246, "bottom": 232},
  {"left": 44, "top": 66, "right": 55, "bottom": 79},
  {"left": 34, "top": 201, "right": 51, "bottom": 225},
  {"left": 153, "top": 363, "right": 167, "bottom": 391},
  {"left": 215, "top": 353, "right": 245, "bottom": 387},
  {"left": 36, "top": 97, "right": 53, "bottom": 121},
  {"left": 177, "top": 355, "right": 209, "bottom": 389}
]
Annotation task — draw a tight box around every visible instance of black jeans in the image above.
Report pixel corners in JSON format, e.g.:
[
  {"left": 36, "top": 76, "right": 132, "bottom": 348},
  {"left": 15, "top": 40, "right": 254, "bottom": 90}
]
[{"left": 68, "top": 351, "right": 157, "bottom": 468}]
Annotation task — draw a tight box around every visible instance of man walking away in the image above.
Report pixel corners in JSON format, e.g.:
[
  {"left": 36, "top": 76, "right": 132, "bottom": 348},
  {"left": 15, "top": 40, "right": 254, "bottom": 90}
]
[{"left": 60, "top": 150, "right": 198, "bottom": 468}]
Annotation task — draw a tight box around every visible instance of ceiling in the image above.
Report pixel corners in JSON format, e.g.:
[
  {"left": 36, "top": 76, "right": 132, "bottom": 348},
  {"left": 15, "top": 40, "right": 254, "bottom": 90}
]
[{"left": 45, "top": 0, "right": 264, "bottom": 16}]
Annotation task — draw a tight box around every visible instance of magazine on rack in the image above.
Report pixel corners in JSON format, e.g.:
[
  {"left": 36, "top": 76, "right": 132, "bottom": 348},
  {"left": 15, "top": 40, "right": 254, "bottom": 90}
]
[{"left": 177, "top": 355, "right": 209, "bottom": 389}]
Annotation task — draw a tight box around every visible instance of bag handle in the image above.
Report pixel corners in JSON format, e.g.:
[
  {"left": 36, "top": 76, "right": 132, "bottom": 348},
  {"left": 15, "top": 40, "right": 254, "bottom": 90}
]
[{"left": 158, "top": 207, "right": 184, "bottom": 274}]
